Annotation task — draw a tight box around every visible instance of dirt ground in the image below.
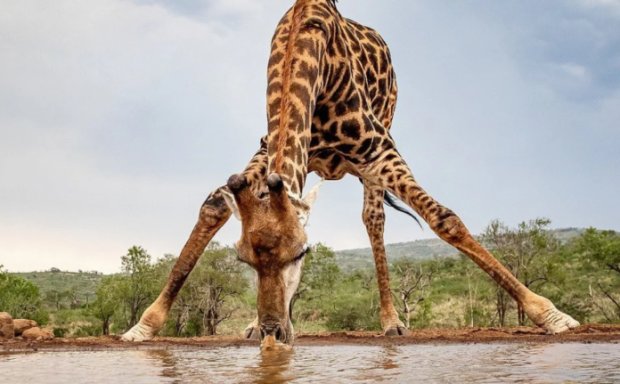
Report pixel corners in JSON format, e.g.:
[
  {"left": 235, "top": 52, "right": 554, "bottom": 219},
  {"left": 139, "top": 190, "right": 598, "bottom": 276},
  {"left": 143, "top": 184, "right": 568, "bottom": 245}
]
[{"left": 2, "top": 324, "right": 619, "bottom": 353}]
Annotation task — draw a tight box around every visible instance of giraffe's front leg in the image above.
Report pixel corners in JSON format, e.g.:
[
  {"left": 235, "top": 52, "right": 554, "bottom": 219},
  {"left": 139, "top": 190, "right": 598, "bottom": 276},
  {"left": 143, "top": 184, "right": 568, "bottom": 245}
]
[
  {"left": 362, "top": 182, "right": 408, "bottom": 336},
  {"left": 243, "top": 317, "right": 261, "bottom": 340},
  {"left": 123, "top": 139, "right": 269, "bottom": 342},
  {"left": 121, "top": 187, "right": 232, "bottom": 342},
  {"left": 359, "top": 144, "right": 579, "bottom": 334}
]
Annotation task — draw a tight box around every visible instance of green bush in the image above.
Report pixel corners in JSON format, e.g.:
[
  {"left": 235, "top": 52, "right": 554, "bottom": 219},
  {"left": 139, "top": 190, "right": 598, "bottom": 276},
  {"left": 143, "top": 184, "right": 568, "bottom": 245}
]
[
  {"left": 73, "top": 324, "right": 102, "bottom": 337},
  {"left": 324, "top": 293, "right": 381, "bottom": 331},
  {"left": 322, "top": 276, "right": 381, "bottom": 331},
  {"left": 0, "top": 267, "right": 49, "bottom": 324}
]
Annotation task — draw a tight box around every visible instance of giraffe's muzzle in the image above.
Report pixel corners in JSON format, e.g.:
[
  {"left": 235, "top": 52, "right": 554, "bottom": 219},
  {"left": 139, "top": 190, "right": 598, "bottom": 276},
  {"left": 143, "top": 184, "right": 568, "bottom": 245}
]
[
  {"left": 260, "top": 322, "right": 285, "bottom": 341},
  {"left": 259, "top": 321, "right": 292, "bottom": 350}
]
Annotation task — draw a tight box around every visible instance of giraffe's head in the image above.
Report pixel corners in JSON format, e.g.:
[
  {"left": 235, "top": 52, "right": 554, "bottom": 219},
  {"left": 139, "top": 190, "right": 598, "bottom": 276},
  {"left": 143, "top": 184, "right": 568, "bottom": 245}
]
[{"left": 222, "top": 173, "right": 321, "bottom": 348}]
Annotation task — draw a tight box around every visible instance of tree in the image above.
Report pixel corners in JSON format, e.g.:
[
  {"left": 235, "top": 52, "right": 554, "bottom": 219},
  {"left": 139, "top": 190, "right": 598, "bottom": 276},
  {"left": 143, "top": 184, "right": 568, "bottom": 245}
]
[
  {"left": 0, "top": 266, "right": 48, "bottom": 324},
  {"left": 570, "top": 229, "right": 620, "bottom": 320},
  {"left": 67, "top": 286, "right": 81, "bottom": 309},
  {"left": 119, "top": 246, "right": 157, "bottom": 328},
  {"left": 322, "top": 272, "right": 381, "bottom": 331},
  {"left": 392, "top": 259, "right": 434, "bottom": 328},
  {"left": 162, "top": 243, "right": 249, "bottom": 336},
  {"left": 573, "top": 228, "right": 620, "bottom": 275},
  {"left": 45, "top": 289, "right": 66, "bottom": 310},
  {"left": 458, "top": 255, "right": 487, "bottom": 327},
  {"left": 481, "top": 218, "right": 559, "bottom": 326},
  {"left": 91, "top": 276, "right": 122, "bottom": 335},
  {"left": 194, "top": 244, "right": 248, "bottom": 335},
  {"left": 291, "top": 243, "right": 341, "bottom": 319}
]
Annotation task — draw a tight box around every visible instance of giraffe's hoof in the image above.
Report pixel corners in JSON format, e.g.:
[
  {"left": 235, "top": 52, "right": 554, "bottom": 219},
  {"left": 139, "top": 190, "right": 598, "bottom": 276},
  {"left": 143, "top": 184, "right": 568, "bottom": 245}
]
[
  {"left": 121, "top": 322, "right": 157, "bottom": 342},
  {"left": 540, "top": 308, "right": 580, "bottom": 335},
  {"left": 384, "top": 326, "right": 409, "bottom": 337},
  {"left": 244, "top": 326, "right": 261, "bottom": 340},
  {"left": 525, "top": 296, "right": 580, "bottom": 334}
]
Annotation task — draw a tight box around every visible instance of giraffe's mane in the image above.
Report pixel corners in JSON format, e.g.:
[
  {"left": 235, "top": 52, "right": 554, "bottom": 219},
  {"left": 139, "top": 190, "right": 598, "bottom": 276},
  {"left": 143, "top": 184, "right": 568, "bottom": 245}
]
[
  {"left": 273, "top": 2, "right": 305, "bottom": 174},
  {"left": 274, "top": 0, "right": 338, "bottom": 176}
]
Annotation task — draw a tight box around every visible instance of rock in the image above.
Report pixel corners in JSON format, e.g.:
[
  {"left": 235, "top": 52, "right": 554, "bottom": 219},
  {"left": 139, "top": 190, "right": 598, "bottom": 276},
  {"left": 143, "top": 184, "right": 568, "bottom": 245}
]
[
  {"left": 22, "top": 327, "right": 54, "bottom": 341},
  {"left": 13, "top": 319, "right": 38, "bottom": 336},
  {"left": 0, "top": 312, "right": 15, "bottom": 340}
]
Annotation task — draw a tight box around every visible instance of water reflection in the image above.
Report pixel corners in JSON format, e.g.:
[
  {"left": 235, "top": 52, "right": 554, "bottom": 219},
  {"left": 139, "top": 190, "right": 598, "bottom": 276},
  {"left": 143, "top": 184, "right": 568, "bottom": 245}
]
[
  {"left": 249, "top": 348, "right": 295, "bottom": 384},
  {"left": 138, "top": 346, "right": 296, "bottom": 383},
  {"left": 134, "top": 343, "right": 620, "bottom": 383},
  {"left": 374, "top": 345, "right": 400, "bottom": 370},
  {"left": 2, "top": 343, "right": 619, "bottom": 383},
  {"left": 144, "top": 349, "right": 181, "bottom": 382}
]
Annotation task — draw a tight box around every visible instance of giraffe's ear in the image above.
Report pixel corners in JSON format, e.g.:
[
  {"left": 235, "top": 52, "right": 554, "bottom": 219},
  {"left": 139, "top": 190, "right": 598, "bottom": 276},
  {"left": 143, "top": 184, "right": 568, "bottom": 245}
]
[
  {"left": 221, "top": 189, "right": 241, "bottom": 221},
  {"left": 302, "top": 179, "right": 324, "bottom": 209}
]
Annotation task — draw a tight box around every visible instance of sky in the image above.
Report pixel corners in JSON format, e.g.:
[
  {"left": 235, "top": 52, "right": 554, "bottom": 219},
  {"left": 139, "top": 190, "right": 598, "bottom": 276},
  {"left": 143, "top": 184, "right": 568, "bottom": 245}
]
[{"left": 1, "top": 0, "right": 619, "bottom": 273}]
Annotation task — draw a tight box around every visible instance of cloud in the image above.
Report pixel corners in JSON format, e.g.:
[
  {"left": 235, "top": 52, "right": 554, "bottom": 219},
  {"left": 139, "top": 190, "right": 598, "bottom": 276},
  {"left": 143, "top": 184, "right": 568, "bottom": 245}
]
[
  {"left": 129, "top": 0, "right": 265, "bottom": 21},
  {"left": 1, "top": 0, "right": 618, "bottom": 273},
  {"left": 576, "top": 0, "right": 620, "bottom": 16},
  {"left": 559, "top": 63, "right": 590, "bottom": 80},
  {"left": 465, "top": 1, "right": 620, "bottom": 103},
  {"left": 0, "top": 0, "right": 239, "bottom": 271},
  {"left": 0, "top": 0, "right": 297, "bottom": 272}
]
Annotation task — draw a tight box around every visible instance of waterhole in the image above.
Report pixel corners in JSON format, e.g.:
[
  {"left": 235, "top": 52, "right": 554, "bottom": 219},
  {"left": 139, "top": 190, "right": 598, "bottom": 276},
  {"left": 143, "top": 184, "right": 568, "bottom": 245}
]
[{"left": 1, "top": 343, "right": 619, "bottom": 383}]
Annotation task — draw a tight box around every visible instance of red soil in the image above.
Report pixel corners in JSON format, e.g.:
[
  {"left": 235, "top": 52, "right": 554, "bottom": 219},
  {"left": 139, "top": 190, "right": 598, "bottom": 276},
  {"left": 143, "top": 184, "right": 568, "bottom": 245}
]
[{"left": 2, "top": 324, "right": 618, "bottom": 353}]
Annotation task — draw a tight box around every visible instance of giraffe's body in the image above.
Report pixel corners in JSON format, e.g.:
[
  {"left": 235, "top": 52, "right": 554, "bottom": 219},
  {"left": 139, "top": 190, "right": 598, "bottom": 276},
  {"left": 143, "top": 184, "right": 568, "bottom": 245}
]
[
  {"left": 230, "top": 4, "right": 399, "bottom": 193},
  {"left": 123, "top": 0, "right": 579, "bottom": 345},
  {"left": 266, "top": 1, "right": 400, "bottom": 192}
]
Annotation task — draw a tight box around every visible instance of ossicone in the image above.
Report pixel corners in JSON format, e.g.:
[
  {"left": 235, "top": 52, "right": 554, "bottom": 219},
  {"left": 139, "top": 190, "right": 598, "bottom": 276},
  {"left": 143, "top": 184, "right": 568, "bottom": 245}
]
[
  {"left": 267, "top": 173, "right": 292, "bottom": 212},
  {"left": 227, "top": 174, "right": 248, "bottom": 194},
  {"left": 267, "top": 173, "right": 284, "bottom": 192}
]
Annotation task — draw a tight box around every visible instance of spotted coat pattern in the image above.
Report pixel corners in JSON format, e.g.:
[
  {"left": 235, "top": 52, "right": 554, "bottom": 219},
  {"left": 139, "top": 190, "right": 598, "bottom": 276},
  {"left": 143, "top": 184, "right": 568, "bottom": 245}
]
[{"left": 124, "top": 0, "right": 580, "bottom": 343}]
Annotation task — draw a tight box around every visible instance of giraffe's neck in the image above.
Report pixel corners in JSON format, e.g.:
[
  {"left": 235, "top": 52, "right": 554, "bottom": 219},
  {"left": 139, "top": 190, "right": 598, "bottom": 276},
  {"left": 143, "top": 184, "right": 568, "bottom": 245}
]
[{"left": 266, "top": 0, "right": 334, "bottom": 196}]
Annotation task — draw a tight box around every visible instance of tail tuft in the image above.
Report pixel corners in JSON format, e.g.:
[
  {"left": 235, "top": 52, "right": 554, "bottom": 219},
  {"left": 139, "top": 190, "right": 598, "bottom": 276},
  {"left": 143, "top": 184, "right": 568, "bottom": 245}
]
[{"left": 384, "top": 192, "right": 423, "bottom": 229}]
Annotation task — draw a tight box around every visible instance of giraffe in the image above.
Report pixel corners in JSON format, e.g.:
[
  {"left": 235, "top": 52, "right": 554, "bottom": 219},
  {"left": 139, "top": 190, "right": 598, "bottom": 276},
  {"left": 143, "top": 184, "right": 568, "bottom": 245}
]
[{"left": 122, "top": 0, "right": 579, "bottom": 346}]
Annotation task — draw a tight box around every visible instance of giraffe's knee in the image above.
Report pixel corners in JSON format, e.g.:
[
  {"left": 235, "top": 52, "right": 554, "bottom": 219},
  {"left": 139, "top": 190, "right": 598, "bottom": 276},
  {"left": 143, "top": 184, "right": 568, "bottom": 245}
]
[
  {"left": 362, "top": 208, "right": 385, "bottom": 231},
  {"left": 433, "top": 208, "right": 470, "bottom": 243},
  {"left": 199, "top": 188, "right": 230, "bottom": 225}
]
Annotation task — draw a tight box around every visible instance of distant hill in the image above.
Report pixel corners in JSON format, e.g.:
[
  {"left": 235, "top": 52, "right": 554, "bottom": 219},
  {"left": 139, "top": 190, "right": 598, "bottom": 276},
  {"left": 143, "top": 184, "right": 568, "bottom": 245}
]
[
  {"left": 549, "top": 227, "right": 587, "bottom": 243},
  {"left": 334, "top": 228, "right": 586, "bottom": 272},
  {"left": 12, "top": 228, "right": 588, "bottom": 294},
  {"left": 335, "top": 238, "right": 457, "bottom": 272},
  {"left": 14, "top": 270, "right": 104, "bottom": 308}
]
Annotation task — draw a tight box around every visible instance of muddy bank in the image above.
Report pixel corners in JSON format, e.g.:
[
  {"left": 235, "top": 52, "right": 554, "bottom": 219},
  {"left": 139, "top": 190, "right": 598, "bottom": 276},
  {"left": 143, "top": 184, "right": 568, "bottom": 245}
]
[{"left": 1, "top": 324, "right": 618, "bottom": 353}]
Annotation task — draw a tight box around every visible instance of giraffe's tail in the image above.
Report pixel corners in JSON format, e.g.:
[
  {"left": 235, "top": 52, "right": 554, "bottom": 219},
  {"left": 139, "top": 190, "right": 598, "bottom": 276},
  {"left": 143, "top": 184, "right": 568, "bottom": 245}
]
[{"left": 384, "top": 191, "right": 423, "bottom": 230}]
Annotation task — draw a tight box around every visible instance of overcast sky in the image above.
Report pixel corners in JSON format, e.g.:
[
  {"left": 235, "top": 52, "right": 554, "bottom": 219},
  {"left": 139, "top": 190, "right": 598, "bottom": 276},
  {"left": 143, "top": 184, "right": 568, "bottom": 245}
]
[{"left": 1, "top": 0, "right": 619, "bottom": 273}]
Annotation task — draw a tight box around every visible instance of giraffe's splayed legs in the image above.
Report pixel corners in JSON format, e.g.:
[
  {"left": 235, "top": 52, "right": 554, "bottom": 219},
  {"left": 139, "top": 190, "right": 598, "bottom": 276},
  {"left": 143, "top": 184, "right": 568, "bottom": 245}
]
[
  {"left": 122, "top": 144, "right": 269, "bottom": 343},
  {"left": 362, "top": 182, "right": 408, "bottom": 336},
  {"left": 122, "top": 188, "right": 232, "bottom": 342},
  {"left": 359, "top": 144, "right": 579, "bottom": 334}
]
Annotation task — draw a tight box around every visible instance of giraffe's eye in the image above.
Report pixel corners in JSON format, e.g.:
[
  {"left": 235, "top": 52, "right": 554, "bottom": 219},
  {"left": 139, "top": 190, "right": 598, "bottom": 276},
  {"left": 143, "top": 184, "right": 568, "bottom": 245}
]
[{"left": 292, "top": 246, "right": 309, "bottom": 263}]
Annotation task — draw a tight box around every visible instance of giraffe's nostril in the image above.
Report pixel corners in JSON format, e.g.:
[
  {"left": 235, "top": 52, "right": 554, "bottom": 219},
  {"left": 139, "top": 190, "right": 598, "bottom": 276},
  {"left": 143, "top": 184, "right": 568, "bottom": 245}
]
[{"left": 260, "top": 322, "right": 286, "bottom": 343}]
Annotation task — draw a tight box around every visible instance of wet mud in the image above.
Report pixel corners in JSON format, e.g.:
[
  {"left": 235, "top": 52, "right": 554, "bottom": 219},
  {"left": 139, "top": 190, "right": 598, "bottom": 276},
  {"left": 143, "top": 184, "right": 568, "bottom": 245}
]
[{"left": 2, "top": 324, "right": 618, "bottom": 354}]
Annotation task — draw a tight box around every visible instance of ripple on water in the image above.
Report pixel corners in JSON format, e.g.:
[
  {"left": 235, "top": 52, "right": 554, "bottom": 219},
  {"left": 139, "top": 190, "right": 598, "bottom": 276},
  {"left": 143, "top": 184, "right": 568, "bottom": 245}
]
[{"left": 1, "top": 343, "right": 619, "bottom": 383}]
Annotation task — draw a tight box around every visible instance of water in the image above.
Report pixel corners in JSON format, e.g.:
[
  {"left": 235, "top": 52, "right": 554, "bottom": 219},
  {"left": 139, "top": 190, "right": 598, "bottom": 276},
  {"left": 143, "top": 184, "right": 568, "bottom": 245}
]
[{"left": 1, "top": 343, "right": 619, "bottom": 383}]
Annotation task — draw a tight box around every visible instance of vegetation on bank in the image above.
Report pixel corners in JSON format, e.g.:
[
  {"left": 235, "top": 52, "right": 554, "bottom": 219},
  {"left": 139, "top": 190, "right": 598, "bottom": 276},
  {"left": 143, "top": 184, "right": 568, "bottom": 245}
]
[{"left": 1, "top": 219, "right": 618, "bottom": 338}]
